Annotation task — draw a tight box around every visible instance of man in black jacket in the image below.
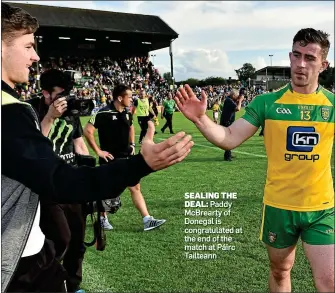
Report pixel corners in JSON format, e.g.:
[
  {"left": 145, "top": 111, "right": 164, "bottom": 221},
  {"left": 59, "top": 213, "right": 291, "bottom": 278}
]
[
  {"left": 219, "top": 89, "right": 244, "bottom": 161},
  {"left": 1, "top": 3, "right": 193, "bottom": 292}
]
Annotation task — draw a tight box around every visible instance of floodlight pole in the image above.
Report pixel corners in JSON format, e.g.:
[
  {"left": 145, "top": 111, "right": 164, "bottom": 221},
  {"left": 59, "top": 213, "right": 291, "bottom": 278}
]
[
  {"left": 265, "top": 67, "right": 268, "bottom": 91},
  {"left": 169, "top": 39, "right": 174, "bottom": 89}
]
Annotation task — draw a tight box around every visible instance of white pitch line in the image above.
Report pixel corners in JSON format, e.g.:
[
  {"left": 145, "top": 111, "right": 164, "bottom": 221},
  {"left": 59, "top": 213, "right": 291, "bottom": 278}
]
[
  {"left": 155, "top": 137, "right": 267, "bottom": 158},
  {"left": 192, "top": 142, "right": 267, "bottom": 158}
]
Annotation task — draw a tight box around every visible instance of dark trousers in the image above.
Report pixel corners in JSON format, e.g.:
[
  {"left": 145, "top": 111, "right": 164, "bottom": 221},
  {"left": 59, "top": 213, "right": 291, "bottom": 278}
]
[
  {"left": 162, "top": 113, "right": 173, "bottom": 133},
  {"left": 7, "top": 239, "right": 67, "bottom": 292},
  {"left": 259, "top": 127, "right": 264, "bottom": 136},
  {"left": 40, "top": 203, "right": 87, "bottom": 292},
  {"left": 221, "top": 120, "right": 233, "bottom": 160},
  {"left": 224, "top": 149, "right": 232, "bottom": 160},
  {"left": 137, "top": 116, "right": 150, "bottom": 142}
]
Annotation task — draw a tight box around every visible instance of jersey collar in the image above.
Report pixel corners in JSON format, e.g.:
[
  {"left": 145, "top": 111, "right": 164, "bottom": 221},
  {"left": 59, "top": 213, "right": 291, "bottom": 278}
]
[
  {"left": 109, "top": 101, "right": 126, "bottom": 113},
  {"left": 288, "top": 82, "right": 322, "bottom": 94}
]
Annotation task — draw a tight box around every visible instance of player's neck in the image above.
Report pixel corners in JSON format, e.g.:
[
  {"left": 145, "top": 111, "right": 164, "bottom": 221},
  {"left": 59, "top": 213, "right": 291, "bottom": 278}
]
[
  {"left": 113, "top": 101, "right": 124, "bottom": 112},
  {"left": 291, "top": 81, "right": 319, "bottom": 95}
]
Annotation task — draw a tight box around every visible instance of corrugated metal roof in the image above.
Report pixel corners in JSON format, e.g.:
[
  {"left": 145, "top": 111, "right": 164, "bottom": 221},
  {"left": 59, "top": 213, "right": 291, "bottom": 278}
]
[
  {"left": 255, "top": 66, "right": 290, "bottom": 74},
  {"left": 6, "top": 2, "right": 178, "bottom": 37}
]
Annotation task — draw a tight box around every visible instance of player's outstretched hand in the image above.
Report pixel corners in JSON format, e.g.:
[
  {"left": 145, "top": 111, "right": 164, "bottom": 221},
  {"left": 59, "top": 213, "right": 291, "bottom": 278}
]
[
  {"left": 174, "top": 85, "right": 207, "bottom": 124},
  {"left": 141, "top": 121, "right": 193, "bottom": 171}
]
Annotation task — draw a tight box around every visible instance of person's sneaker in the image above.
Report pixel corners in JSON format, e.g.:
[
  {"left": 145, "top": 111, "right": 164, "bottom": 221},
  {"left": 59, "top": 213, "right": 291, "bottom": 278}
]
[
  {"left": 100, "top": 216, "right": 113, "bottom": 230},
  {"left": 75, "top": 290, "right": 86, "bottom": 293},
  {"left": 144, "top": 217, "right": 166, "bottom": 231}
]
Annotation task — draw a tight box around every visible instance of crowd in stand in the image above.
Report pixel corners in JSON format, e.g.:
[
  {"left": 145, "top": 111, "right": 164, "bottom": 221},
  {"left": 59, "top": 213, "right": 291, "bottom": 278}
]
[
  {"left": 197, "top": 85, "right": 266, "bottom": 109},
  {"left": 18, "top": 55, "right": 270, "bottom": 112},
  {"left": 16, "top": 56, "right": 171, "bottom": 107}
]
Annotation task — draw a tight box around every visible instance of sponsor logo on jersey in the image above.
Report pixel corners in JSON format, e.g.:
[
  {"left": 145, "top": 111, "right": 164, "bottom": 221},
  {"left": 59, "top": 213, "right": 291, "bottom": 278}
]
[
  {"left": 276, "top": 107, "right": 292, "bottom": 114},
  {"left": 48, "top": 118, "right": 73, "bottom": 154},
  {"left": 285, "top": 126, "right": 320, "bottom": 162},
  {"left": 286, "top": 126, "right": 319, "bottom": 152}
]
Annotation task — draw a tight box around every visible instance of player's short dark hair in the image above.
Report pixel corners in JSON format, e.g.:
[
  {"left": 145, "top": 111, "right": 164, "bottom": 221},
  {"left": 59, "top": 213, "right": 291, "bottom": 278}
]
[
  {"left": 293, "top": 28, "right": 330, "bottom": 59},
  {"left": 40, "top": 69, "right": 72, "bottom": 93},
  {"left": 113, "top": 84, "right": 131, "bottom": 101},
  {"left": 1, "top": 2, "right": 39, "bottom": 44}
]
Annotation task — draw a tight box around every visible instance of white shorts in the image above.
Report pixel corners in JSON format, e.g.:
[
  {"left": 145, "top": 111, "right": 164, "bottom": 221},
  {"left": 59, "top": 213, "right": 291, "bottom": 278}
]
[{"left": 213, "top": 112, "right": 219, "bottom": 120}]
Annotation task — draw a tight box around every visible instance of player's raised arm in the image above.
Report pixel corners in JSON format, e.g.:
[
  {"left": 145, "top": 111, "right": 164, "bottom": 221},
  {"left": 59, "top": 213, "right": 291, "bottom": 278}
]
[{"left": 174, "top": 85, "right": 259, "bottom": 150}]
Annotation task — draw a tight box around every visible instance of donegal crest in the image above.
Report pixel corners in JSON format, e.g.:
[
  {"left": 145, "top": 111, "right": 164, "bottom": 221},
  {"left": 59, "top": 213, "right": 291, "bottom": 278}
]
[{"left": 320, "top": 107, "right": 330, "bottom": 121}]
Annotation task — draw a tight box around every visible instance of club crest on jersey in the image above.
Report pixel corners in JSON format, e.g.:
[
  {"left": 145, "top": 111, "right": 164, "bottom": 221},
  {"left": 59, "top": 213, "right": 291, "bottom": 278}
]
[
  {"left": 320, "top": 107, "right": 330, "bottom": 121},
  {"left": 268, "top": 232, "right": 277, "bottom": 243}
]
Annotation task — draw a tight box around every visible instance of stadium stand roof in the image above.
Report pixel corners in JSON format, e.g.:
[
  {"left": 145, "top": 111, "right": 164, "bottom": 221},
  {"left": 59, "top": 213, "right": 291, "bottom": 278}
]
[
  {"left": 6, "top": 2, "right": 179, "bottom": 56},
  {"left": 255, "top": 66, "right": 290, "bottom": 75},
  {"left": 8, "top": 2, "right": 178, "bottom": 37}
]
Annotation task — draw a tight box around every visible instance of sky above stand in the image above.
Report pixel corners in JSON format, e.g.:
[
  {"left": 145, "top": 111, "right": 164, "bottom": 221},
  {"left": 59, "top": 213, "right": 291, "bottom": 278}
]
[{"left": 9, "top": 1, "right": 335, "bottom": 81}]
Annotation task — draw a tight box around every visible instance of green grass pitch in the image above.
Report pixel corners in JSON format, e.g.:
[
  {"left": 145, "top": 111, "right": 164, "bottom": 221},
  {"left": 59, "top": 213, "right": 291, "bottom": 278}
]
[{"left": 79, "top": 110, "right": 334, "bottom": 293}]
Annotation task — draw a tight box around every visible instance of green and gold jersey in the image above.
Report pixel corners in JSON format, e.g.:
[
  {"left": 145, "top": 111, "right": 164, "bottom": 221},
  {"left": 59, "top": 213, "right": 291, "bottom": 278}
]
[{"left": 242, "top": 83, "right": 334, "bottom": 212}]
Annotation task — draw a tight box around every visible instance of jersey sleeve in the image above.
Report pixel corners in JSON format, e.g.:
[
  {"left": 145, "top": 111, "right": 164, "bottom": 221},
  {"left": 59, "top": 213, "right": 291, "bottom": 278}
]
[
  {"left": 88, "top": 112, "right": 100, "bottom": 129},
  {"left": 2, "top": 103, "right": 153, "bottom": 204},
  {"left": 241, "top": 95, "right": 265, "bottom": 128}
]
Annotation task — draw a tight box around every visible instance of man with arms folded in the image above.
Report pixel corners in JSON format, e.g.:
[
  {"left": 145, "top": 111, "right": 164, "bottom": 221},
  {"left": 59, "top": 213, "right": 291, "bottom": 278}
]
[
  {"left": 174, "top": 28, "right": 334, "bottom": 293},
  {"left": 1, "top": 3, "right": 193, "bottom": 292}
]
